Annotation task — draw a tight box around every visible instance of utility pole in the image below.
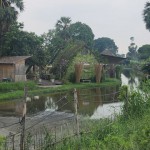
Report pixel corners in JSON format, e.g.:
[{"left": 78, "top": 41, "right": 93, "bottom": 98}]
[
  {"left": 20, "top": 86, "right": 27, "bottom": 150},
  {"left": 74, "top": 88, "right": 79, "bottom": 137}
]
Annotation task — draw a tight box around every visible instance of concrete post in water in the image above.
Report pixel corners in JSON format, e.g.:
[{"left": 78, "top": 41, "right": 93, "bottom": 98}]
[{"left": 74, "top": 88, "right": 79, "bottom": 137}]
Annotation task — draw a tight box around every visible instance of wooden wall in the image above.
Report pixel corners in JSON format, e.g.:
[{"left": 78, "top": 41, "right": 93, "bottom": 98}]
[
  {"left": 0, "top": 60, "right": 27, "bottom": 82},
  {"left": 0, "top": 64, "right": 15, "bottom": 81}
]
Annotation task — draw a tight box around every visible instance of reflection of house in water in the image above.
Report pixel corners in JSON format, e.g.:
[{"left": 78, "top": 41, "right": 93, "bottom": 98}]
[
  {"left": 0, "top": 86, "right": 120, "bottom": 117},
  {"left": 0, "top": 101, "right": 25, "bottom": 117}
]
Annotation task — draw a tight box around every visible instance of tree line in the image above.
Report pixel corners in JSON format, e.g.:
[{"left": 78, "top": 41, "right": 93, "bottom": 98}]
[{"left": 0, "top": 0, "right": 150, "bottom": 76}]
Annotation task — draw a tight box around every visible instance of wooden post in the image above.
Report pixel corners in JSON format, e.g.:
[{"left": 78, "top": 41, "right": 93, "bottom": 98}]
[
  {"left": 74, "top": 88, "right": 79, "bottom": 137},
  {"left": 125, "top": 86, "right": 128, "bottom": 117},
  {"left": 12, "top": 134, "right": 15, "bottom": 150},
  {"left": 20, "top": 86, "right": 27, "bottom": 150}
]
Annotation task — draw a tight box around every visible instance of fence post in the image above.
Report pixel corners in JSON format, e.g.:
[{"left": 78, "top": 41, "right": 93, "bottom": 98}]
[
  {"left": 12, "top": 134, "right": 15, "bottom": 150},
  {"left": 20, "top": 86, "right": 27, "bottom": 150},
  {"left": 125, "top": 86, "right": 128, "bottom": 118},
  {"left": 74, "top": 88, "right": 79, "bottom": 137}
]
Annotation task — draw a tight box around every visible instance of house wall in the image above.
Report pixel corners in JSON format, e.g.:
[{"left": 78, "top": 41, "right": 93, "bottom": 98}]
[
  {"left": 15, "top": 60, "right": 26, "bottom": 82},
  {"left": 0, "top": 60, "right": 27, "bottom": 82},
  {"left": 0, "top": 64, "right": 15, "bottom": 81}
]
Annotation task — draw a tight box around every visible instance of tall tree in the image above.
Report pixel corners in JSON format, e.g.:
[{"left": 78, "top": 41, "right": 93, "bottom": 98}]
[
  {"left": 55, "top": 17, "right": 71, "bottom": 41},
  {"left": 2, "top": 22, "right": 47, "bottom": 67},
  {"left": 93, "top": 37, "right": 118, "bottom": 54},
  {"left": 138, "top": 44, "right": 150, "bottom": 60},
  {"left": 126, "top": 37, "right": 138, "bottom": 60},
  {"left": 143, "top": 1, "right": 150, "bottom": 31},
  {"left": 69, "top": 22, "right": 94, "bottom": 50},
  {"left": 0, "top": 0, "right": 24, "bottom": 56}
]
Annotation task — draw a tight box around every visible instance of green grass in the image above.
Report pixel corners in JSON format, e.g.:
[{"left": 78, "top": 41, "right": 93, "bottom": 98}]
[
  {"left": 0, "top": 136, "right": 5, "bottom": 149},
  {"left": 0, "top": 78, "right": 120, "bottom": 101},
  {"left": 0, "top": 81, "right": 36, "bottom": 91},
  {"left": 55, "top": 103, "right": 150, "bottom": 150},
  {"left": 53, "top": 80, "right": 150, "bottom": 150}
]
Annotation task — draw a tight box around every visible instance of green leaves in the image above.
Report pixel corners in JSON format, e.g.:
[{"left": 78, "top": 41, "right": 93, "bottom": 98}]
[
  {"left": 143, "top": 2, "right": 150, "bottom": 31},
  {"left": 93, "top": 37, "right": 118, "bottom": 54}
]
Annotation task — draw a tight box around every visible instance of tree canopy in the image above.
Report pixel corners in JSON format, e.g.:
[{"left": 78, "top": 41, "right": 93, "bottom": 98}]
[
  {"left": 138, "top": 44, "right": 150, "bottom": 60},
  {"left": 0, "top": 0, "right": 24, "bottom": 56},
  {"left": 69, "top": 22, "right": 94, "bottom": 49},
  {"left": 93, "top": 37, "right": 118, "bottom": 54},
  {"left": 143, "top": 2, "right": 150, "bottom": 31},
  {"left": 2, "top": 22, "right": 47, "bottom": 67},
  {"left": 126, "top": 37, "right": 138, "bottom": 60}
]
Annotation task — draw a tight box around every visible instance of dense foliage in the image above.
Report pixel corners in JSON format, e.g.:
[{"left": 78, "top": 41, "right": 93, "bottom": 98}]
[
  {"left": 126, "top": 37, "right": 138, "bottom": 61},
  {"left": 143, "top": 1, "right": 150, "bottom": 31},
  {"left": 93, "top": 37, "right": 118, "bottom": 55},
  {"left": 138, "top": 44, "right": 150, "bottom": 60},
  {"left": 55, "top": 80, "right": 150, "bottom": 150},
  {"left": 0, "top": 0, "right": 24, "bottom": 55}
]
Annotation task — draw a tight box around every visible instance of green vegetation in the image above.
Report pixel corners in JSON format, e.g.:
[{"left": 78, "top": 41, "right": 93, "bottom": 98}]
[
  {"left": 0, "top": 136, "right": 5, "bottom": 149},
  {"left": 0, "top": 78, "right": 120, "bottom": 101},
  {"left": 0, "top": 81, "right": 36, "bottom": 92},
  {"left": 54, "top": 80, "right": 150, "bottom": 150},
  {"left": 65, "top": 53, "right": 98, "bottom": 82}
]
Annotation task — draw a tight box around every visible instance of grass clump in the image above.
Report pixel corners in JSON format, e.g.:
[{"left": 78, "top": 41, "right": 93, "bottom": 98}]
[
  {"left": 0, "top": 136, "right": 6, "bottom": 149},
  {"left": 0, "top": 81, "right": 36, "bottom": 92}
]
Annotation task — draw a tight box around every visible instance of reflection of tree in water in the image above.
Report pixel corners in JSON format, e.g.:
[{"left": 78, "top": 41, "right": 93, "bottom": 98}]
[
  {"left": 123, "top": 69, "right": 136, "bottom": 85},
  {"left": 45, "top": 97, "right": 58, "bottom": 111},
  {"left": 27, "top": 96, "right": 45, "bottom": 114},
  {"left": 76, "top": 86, "right": 120, "bottom": 117},
  {"left": 25, "top": 86, "right": 120, "bottom": 117},
  {"left": 77, "top": 88, "right": 102, "bottom": 116}
]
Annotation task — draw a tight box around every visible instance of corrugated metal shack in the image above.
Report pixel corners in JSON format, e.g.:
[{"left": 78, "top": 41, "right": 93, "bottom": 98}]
[{"left": 0, "top": 56, "right": 31, "bottom": 82}]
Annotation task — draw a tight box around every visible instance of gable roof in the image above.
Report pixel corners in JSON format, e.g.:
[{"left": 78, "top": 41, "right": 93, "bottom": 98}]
[
  {"left": 0, "top": 56, "right": 31, "bottom": 64},
  {"left": 100, "top": 49, "right": 116, "bottom": 56},
  {"left": 100, "top": 50, "right": 126, "bottom": 64}
]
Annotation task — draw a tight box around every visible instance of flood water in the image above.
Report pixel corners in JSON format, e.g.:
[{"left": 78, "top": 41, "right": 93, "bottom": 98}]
[{"left": 0, "top": 72, "right": 141, "bottom": 119}]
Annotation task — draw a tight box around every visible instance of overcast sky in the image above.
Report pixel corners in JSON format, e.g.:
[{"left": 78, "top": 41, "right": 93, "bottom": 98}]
[{"left": 18, "top": 0, "right": 150, "bottom": 54}]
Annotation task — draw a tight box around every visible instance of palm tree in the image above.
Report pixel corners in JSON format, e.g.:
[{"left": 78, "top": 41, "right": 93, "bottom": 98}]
[
  {"left": 0, "top": 0, "right": 24, "bottom": 10},
  {"left": 55, "top": 17, "right": 71, "bottom": 41},
  {"left": 56, "top": 17, "right": 71, "bottom": 31},
  {"left": 143, "top": 2, "right": 150, "bottom": 31}
]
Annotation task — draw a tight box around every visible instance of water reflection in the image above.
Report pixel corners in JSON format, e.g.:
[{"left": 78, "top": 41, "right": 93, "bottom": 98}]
[
  {"left": 121, "top": 72, "right": 140, "bottom": 90},
  {"left": 0, "top": 72, "right": 141, "bottom": 118},
  {"left": 91, "top": 102, "right": 123, "bottom": 119},
  {"left": 45, "top": 97, "right": 58, "bottom": 111},
  {"left": 0, "top": 86, "right": 121, "bottom": 118}
]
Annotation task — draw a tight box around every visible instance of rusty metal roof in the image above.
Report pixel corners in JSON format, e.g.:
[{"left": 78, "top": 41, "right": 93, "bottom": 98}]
[{"left": 0, "top": 56, "right": 31, "bottom": 64}]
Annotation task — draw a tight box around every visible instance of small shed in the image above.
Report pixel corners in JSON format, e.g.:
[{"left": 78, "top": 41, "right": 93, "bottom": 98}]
[{"left": 0, "top": 56, "right": 31, "bottom": 82}]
